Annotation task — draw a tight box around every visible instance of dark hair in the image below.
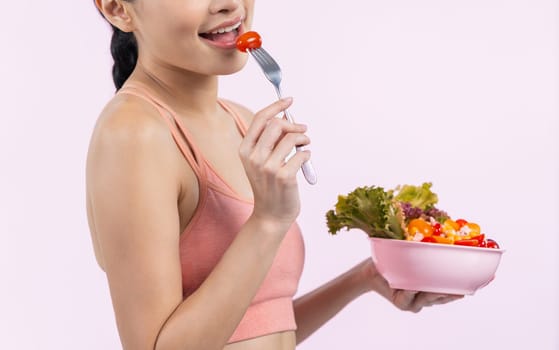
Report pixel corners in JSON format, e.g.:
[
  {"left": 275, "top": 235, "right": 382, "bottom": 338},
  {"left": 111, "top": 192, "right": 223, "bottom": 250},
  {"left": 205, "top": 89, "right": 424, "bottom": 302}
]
[
  {"left": 110, "top": 24, "right": 138, "bottom": 90},
  {"left": 96, "top": 1, "right": 138, "bottom": 90}
]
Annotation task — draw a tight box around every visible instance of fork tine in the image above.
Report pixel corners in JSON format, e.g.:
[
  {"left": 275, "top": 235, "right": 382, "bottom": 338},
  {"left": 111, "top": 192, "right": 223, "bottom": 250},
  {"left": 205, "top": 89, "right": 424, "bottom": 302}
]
[
  {"left": 249, "top": 49, "right": 264, "bottom": 65},
  {"left": 250, "top": 52, "right": 272, "bottom": 82},
  {"left": 261, "top": 49, "right": 280, "bottom": 70},
  {"left": 250, "top": 48, "right": 282, "bottom": 83},
  {"left": 253, "top": 48, "right": 270, "bottom": 63},
  {"left": 251, "top": 50, "right": 268, "bottom": 70},
  {"left": 252, "top": 49, "right": 277, "bottom": 70}
]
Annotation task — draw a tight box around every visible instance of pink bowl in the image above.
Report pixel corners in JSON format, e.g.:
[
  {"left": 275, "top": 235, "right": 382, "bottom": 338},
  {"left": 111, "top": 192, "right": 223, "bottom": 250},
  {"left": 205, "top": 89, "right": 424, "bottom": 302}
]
[{"left": 369, "top": 237, "right": 505, "bottom": 295}]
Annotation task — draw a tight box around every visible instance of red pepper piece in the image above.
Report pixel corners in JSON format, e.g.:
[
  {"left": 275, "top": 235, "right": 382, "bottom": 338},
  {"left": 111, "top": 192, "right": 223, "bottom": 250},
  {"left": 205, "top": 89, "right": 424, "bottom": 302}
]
[
  {"left": 470, "top": 234, "right": 486, "bottom": 245},
  {"left": 421, "top": 236, "right": 437, "bottom": 243},
  {"left": 454, "top": 239, "right": 480, "bottom": 247}
]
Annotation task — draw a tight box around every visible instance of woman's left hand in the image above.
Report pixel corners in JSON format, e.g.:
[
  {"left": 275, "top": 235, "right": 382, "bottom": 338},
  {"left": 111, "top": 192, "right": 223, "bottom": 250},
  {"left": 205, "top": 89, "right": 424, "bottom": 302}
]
[{"left": 356, "top": 258, "right": 464, "bottom": 313}]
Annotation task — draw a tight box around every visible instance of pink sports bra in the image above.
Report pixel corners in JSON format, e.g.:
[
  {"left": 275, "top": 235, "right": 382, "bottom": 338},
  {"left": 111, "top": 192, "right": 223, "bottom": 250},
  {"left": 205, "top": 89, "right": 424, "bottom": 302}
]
[{"left": 118, "top": 84, "right": 306, "bottom": 343}]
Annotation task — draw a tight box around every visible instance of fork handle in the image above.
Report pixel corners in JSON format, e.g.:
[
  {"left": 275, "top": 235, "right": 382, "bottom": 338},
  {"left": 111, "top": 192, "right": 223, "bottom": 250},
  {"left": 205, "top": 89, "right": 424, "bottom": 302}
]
[
  {"left": 284, "top": 109, "right": 318, "bottom": 185},
  {"left": 298, "top": 150, "right": 318, "bottom": 185},
  {"left": 274, "top": 84, "right": 317, "bottom": 185}
]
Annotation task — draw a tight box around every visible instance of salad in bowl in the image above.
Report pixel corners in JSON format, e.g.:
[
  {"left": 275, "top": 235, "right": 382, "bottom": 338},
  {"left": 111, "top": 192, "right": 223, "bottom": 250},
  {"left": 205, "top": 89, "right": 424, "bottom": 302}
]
[{"left": 326, "top": 183, "right": 504, "bottom": 294}]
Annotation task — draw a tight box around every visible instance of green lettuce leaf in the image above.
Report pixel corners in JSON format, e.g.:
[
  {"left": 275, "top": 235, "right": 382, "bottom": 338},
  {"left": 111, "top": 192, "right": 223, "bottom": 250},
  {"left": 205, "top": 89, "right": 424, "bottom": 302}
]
[
  {"left": 326, "top": 186, "right": 406, "bottom": 240},
  {"left": 392, "top": 182, "right": 438, "bottom": 210}
]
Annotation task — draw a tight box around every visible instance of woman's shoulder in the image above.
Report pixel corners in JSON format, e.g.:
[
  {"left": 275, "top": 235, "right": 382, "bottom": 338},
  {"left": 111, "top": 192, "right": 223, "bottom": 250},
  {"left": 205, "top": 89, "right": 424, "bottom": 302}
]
[
  {"left": 87, "top": 92, "right": 181, "bottom": 178},
  {"left": 93, "top": 92, "right": 170, "bottom": 143},
  {"left": 89, "top": 92, "right": 187, "bottom": 175}
]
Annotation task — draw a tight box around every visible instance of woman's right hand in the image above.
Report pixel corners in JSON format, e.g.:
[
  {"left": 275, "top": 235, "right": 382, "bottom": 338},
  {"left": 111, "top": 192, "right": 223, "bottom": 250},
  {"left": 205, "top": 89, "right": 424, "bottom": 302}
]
[{"left": 239, "top": 97, "right": 311, "bottom": 232}]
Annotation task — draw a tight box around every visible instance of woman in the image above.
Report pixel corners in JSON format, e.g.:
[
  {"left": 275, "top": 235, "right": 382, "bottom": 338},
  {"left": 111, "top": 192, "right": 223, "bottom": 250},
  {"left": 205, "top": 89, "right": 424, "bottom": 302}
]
[{"left": 87, "top": 0, "right": 462, "bottom": 349}]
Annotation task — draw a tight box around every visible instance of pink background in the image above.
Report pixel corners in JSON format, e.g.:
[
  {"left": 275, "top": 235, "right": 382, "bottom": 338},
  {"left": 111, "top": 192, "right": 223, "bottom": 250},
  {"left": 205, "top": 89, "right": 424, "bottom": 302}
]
[{"left": 3, "top": 0, "right": 558, "bottom": 349}]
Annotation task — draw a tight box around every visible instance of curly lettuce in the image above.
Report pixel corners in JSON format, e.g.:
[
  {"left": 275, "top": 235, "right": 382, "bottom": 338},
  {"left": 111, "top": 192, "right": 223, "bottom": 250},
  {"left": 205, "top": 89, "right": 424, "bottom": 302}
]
[{"left": 326, "top": 186, "right": 406, "bottom": 240}]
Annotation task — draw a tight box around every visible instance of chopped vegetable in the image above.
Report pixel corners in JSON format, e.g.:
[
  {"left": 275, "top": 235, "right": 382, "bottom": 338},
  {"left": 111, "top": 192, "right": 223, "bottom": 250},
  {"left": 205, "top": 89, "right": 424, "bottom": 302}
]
[
  {"left": 407, "top": 218, "right": 434, "bottom": 237},
  {"left": 454, "top": 239, "right": 480, "bottom": 246}
]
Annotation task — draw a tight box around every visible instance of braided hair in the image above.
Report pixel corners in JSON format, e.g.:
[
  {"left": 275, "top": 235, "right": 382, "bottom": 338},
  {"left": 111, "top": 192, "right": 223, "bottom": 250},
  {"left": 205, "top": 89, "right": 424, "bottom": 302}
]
[
  {"left": 96, "top": 1, "right": 138, "bottom": 90},
  {"left": 110, "top": 24, "right": 138, "bottom": 90}
]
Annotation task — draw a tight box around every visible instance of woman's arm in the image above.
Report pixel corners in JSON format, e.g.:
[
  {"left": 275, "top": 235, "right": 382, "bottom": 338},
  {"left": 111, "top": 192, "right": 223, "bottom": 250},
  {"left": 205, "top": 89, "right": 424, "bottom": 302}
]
[
  {"left": 87, "top": 97, "right": 310, "bottom": 350},
  {"left": 294, "top": 258, "right": 464, "bottom": 344},
  {"left": 293, "top": 259, "right": 372, "bottom": 344}
]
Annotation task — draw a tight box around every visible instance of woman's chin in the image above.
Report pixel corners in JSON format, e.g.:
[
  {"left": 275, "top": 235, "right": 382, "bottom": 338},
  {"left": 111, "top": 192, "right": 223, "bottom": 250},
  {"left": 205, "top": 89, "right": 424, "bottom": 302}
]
[{"left": 216, "top": 55, "right": 250, "bottom": 76}]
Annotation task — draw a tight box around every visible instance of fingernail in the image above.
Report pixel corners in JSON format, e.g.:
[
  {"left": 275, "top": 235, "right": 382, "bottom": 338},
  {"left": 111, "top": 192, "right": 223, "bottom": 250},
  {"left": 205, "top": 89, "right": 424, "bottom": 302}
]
[{"left": 283, "top": 97, "right": 293, "bottom": 103}]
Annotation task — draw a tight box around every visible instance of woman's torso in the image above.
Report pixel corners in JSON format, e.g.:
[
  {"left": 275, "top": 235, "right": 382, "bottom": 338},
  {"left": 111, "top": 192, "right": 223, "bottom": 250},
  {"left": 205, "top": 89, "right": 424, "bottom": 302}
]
[{"left": 87, "top": 84, "right": 301, "bottom": 350}]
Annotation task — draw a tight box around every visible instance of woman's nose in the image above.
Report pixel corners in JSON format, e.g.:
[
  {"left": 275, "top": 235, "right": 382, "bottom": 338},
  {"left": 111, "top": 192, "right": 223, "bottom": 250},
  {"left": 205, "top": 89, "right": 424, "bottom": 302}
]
[{"left": 209, "top": 0, "right": 241, "bottom": 14}]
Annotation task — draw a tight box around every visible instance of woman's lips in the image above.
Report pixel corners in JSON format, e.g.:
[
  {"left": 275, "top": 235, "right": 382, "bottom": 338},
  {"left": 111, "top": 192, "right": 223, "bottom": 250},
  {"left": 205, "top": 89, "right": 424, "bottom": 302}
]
[{"left": 199, "top": 24, "right": 245, "bottom": 50}]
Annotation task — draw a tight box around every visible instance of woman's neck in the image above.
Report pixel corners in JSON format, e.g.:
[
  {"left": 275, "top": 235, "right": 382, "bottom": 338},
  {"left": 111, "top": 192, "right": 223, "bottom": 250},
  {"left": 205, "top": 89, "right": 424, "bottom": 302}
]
[{"left": 130, "top": 59, "right": 221, "bottom": 119}]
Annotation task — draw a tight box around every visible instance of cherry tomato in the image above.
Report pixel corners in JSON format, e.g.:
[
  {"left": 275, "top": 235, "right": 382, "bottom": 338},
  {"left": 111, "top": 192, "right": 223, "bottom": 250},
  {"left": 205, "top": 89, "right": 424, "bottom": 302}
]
[
  {"left": 455, "top": 219, "right": 468, "bottom": 228},
  {"left": 486, "top": 239, "right": 500, "bottom": 249},
  {"left": 454, "top": 239, "right": 480, "bottom": 247},
  {"left": 407, "top": 218, "right": 434, "bottom": 237},
  {"left": 432, "top": 223, "right": 443, "bottom": 236},
  {"left": 421, "top": 236, "right": 437, "bottom": 243},
  {"left": 236, "top": 31, "right": 262, "bottom": 52}
]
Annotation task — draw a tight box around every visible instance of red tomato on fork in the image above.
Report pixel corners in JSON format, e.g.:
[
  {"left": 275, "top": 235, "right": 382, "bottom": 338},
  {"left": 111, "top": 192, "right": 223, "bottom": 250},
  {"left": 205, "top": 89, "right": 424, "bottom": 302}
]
[{"left": 236, "top": 31, "right": 262, "bottom": 52}]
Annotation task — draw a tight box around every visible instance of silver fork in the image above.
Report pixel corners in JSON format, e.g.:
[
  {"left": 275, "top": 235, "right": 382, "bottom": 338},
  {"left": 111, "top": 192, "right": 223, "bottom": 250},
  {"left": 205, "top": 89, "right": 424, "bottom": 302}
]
[{"left": 248, "top": 47, "right": 318, "bottom": 185}]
